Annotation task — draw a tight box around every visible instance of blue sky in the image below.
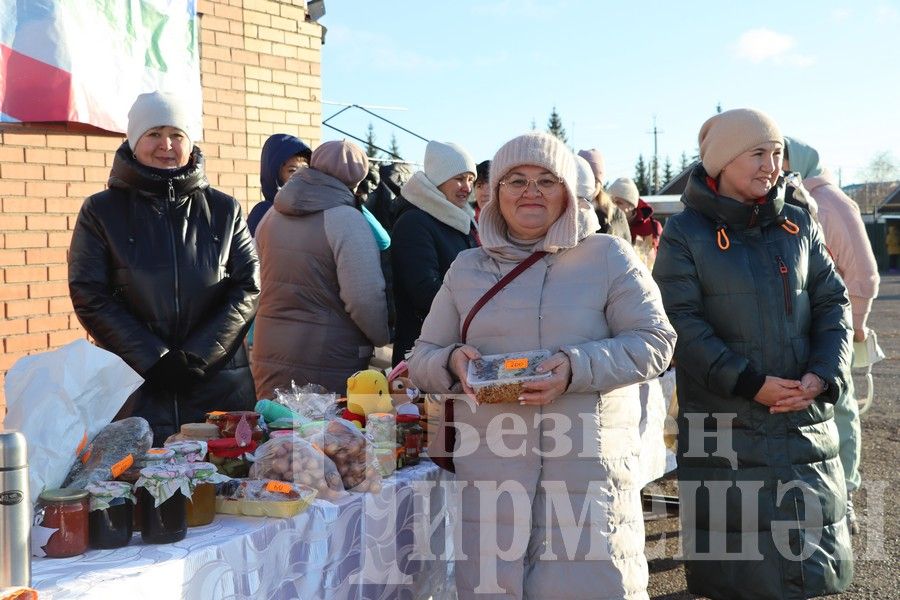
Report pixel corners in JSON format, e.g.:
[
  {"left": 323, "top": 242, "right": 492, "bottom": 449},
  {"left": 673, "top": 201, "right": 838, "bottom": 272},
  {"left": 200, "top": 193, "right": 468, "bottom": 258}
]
[{"left": 320, "top": 1, "right": 899, "bottom": 186}]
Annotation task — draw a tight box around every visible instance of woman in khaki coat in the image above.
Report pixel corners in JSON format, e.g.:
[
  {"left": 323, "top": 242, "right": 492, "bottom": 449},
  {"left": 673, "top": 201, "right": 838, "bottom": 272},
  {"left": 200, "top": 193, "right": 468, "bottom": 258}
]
[{"left": 408, "top": 132, "right": 676, "bottom": 599}]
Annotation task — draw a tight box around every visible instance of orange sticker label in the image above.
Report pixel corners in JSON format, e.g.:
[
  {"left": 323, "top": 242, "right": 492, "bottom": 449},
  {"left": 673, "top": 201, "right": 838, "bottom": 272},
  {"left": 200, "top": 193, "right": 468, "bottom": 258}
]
[
  {"left": 207, "top": 411, "right": 226, "bottom": 416},
  {"left": 147, "top": 448, "right": 169, "bottom": 455},
  {"left": 266, "top": 480, "right": 292, "bottom": 494},
  {"left": 80, "top": 446, "right": 93, "bottom": 465},
  {"left": 110, "top": 454, "right": 134, "bottom": 478},
  {"left": 504, "top": 358, "right": 528, "bottom": 370},
  {"left": 75, "top": 432, "right": 88, "bottom": 457}
]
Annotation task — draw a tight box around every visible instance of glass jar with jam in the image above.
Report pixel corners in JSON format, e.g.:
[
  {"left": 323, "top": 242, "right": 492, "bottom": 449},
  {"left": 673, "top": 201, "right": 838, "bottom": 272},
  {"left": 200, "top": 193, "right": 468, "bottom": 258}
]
[
  {"left": 396, "top": 414, "right": 423, "bottom": 468},
  {"left": 134, "top": 464, "right": 191, "bottom": 544},
  {"left": 135, "top": 448, "right": 175, "bottom": 469},
  {"left": 207, "top": 438, "right": 258, "bottom": 478},
  {"left": 85, "top": 481, "right": 135, "bottom": 549},
  {"left": 167, "top": 422, "right": 221, "bottom": 444},
  {"left": 183, "top": 462, "right": 229, "bottom": 527},
  {"left": 37, "top": 488, "right": 90, "bottom": 558},
  {"left": 164, "top": 440, "right": 208, "bottom": 464},
  {"left": 206, "top": 411, "right": 264, "bottom": 441}
]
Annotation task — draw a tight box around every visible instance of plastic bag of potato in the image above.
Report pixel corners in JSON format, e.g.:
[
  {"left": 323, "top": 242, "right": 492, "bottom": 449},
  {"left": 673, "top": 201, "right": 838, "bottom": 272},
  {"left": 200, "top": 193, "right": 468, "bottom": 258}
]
[{"left": 249, "top": 433, "right": 346, "bottom": 501}]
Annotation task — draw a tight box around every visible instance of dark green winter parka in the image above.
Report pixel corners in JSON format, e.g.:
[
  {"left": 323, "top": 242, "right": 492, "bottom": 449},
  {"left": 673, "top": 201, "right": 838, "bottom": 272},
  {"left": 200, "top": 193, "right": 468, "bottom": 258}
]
[{"left": 652, "top": 165, "right": 853, "bottom": 600}]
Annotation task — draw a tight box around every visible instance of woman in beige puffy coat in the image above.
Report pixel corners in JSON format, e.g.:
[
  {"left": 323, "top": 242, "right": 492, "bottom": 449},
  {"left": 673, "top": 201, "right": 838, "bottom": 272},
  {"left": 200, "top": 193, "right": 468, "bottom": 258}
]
[{"left": 408, "top": 132, "right": 676, "bottom": 599}]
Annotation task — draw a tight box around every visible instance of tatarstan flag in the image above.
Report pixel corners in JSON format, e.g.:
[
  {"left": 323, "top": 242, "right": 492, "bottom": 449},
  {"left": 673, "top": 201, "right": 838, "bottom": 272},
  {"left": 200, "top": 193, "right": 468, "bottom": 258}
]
[{"left": 0, "top": 0, "right": 201, "bottom": 137}]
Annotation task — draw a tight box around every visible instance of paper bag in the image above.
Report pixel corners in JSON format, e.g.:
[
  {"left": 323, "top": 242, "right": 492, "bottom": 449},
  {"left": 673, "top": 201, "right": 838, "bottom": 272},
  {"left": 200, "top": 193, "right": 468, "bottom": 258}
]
[{"left": 3, "top": 339, "right": 144, "bottom": 505}]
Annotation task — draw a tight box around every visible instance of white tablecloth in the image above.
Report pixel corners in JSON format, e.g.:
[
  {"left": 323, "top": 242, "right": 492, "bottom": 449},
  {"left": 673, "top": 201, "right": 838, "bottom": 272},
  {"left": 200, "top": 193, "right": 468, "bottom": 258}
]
[{"left": 33, "top": 461, "right": 456, "bottom": 600}]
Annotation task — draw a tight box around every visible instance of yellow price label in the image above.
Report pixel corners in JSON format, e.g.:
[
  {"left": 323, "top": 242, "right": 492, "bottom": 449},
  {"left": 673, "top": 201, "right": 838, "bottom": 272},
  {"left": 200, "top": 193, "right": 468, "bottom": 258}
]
[{"left": 504, "top": 358, "right": 529, "bottom": 370}]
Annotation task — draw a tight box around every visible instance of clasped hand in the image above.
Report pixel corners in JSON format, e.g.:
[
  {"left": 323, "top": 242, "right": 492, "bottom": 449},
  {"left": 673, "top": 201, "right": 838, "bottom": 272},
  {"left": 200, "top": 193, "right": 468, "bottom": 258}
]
[
  {"left": 449, "top": 345, "right": 571, "bottom": 406},
  {"left": 754, "top": 373, "right": 825, "bottom": 414}
]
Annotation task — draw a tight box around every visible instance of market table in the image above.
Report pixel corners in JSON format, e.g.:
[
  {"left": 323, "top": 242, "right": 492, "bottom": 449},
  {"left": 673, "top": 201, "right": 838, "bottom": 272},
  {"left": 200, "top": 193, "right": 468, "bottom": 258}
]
[{"left": 32, "top": 460, "right": 456, "bottom": 600}]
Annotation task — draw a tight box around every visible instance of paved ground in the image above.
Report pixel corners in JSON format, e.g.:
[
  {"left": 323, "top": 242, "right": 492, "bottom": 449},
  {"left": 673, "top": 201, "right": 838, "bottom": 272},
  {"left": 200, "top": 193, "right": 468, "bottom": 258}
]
[{"left": 644, "top": 273, "right": 900, "bottom": 599}]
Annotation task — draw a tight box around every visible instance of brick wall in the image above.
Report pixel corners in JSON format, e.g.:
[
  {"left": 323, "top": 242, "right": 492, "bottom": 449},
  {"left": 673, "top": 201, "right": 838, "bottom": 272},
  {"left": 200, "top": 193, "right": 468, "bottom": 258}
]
[{"left": 0, "top": 0, "right": 322, "bottom": 415}]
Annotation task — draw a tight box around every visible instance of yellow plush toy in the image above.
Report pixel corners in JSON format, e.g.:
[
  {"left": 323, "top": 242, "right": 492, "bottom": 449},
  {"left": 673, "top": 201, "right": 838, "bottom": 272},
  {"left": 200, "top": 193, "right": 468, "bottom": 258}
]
[{"left": 342, "top": 369, "right": 394, "bottom": 428}]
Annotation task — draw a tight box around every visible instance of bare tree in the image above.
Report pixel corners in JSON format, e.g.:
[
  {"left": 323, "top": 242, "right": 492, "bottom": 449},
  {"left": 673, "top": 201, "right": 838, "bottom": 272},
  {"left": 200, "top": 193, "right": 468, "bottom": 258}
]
[{"left": 858, "top": 151, "right": 899, "bottom": 213}]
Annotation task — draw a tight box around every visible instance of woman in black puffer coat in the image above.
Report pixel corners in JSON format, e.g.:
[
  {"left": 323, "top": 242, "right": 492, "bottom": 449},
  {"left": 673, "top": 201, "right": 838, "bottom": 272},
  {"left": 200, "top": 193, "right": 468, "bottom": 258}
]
[
  {"left": 653, "top": 109, "right": 853, "bottom": 599},
  {"left": 68, "top": 92, "right": 260, "bottom": 445}
]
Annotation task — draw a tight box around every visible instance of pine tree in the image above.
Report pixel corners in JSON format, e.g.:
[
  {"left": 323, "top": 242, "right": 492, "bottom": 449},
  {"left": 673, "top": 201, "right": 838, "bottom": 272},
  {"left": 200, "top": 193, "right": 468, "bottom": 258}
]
[
  {"left": 547, "top": 107, "right": 567, "bottom": 143},
  {"left": 680, "top": 151, "right": 691, "bottom": 171},
  {"left": 388, "top": 134, "right": 401, "bottom": 159},
  {"left": 634, "top": 154, "right": 650, "bottom": 195},
  {"left": 530, "top": 118, "right": 537, "bottom": 130},
  {"left": 364, "top": 123, "right": 380, "bottom": 160},
  {"left": 662, "top": 156, "right": 674, "bottom": 186}
]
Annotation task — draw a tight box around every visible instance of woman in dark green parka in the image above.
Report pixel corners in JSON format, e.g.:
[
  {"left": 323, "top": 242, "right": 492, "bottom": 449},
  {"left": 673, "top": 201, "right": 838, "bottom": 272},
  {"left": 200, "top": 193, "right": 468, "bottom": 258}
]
[{"left": 653, "top": 108, "right": 853, "bottom": 600}]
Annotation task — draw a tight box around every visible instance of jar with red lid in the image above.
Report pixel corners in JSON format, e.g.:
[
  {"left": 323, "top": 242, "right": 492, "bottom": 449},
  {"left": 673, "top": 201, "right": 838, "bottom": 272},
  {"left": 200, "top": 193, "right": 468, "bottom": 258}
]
[
  {"left": 207, "top": 438, "right": 258, "bottom": 478},
  {"left": 37, "top": 488, "right": 89, "bottom": 558},
  {"left": 206, "top": 411, "right": 264, "bottom": 441}
]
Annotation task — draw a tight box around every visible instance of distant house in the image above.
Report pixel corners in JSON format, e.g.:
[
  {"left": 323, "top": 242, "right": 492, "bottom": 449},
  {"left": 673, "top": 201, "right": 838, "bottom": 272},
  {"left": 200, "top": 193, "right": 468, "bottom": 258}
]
[
  {"left": 658, "top": 161, "right": 698, "bottom": 196},
  {"left": 875, "top": 184, "right": 900, "bottom": 217}
]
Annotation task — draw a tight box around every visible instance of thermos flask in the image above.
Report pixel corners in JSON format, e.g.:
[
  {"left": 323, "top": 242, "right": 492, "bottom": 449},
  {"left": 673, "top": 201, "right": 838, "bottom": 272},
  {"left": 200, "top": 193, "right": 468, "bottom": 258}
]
[{"left": 0, "top": 431, "right": 30, "bottom": 588}]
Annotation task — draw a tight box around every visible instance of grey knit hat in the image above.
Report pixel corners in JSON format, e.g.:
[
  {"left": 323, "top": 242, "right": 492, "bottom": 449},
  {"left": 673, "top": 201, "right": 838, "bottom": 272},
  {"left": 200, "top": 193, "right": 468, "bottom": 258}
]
[
  {"left": 310, "top": 140, "right": 370, "bottom": 189},
  {"left": 699, "top": 108, "right": 783, "bottom": 178},
  {"left": 423, "top": 140, "right": 476, "bottom": 186},
  {"left": 607, "top": 177, "right": 639, "bottom": 208},
  {"left": 127, "top": 91, "right": 197, "bottom": 151}
]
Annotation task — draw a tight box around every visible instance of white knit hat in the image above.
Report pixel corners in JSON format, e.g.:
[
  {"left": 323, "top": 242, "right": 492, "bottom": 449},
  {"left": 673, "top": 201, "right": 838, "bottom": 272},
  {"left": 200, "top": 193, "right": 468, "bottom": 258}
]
[
  {"left": 699, "top": 108, "right": 782, "bottom": 178},
  {"left": 127, "top": 91, "right": 197, "bottom": 151},
  {"left": 423, "top": 140, "right": 476, "bottom": 186},
  {"left": 574, "top": 155, "right": 596, "bottom": 200},
  {"left": 607, "top": 177, "right": 639, "bottom": 208},
  {"left": 479, "top": 132, "right": 580, "bottom": 252}
]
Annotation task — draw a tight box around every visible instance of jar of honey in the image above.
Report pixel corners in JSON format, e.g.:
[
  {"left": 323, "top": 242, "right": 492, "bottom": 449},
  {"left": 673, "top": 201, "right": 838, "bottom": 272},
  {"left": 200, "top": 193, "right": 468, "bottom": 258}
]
[
  {"left": 37, "top": 488, "right": 89, "bottom": 558},
  {"left": 183, "top": 462, "right": 228, "bottom": 527}
]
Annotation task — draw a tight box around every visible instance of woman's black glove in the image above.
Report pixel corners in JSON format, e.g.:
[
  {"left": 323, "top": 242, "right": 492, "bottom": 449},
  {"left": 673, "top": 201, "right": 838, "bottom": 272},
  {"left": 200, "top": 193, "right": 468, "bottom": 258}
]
[{"left": 146, "top": 350, "right": 205, "bottom": 390}]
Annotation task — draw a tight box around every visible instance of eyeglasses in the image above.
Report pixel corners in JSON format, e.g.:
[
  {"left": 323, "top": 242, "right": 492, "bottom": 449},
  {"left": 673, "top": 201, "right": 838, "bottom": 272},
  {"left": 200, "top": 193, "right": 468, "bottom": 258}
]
[{"left": 499, "top": 176, "right": 563, "bottom": 195}]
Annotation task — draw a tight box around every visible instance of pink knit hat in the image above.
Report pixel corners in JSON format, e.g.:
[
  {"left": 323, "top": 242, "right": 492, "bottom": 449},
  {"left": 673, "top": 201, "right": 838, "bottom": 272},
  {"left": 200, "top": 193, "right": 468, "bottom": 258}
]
[
  {"left": 310, "top": 140, "right": 369, "bottom": 189},
  {"left": 577, "top": 148, "right": 605, "bottom": 186}
]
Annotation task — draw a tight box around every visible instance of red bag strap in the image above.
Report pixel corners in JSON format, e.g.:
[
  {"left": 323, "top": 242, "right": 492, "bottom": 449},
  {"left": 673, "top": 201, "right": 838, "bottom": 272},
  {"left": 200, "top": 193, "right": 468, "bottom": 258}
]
[{"left": 460, "top": 251, "right": 547, "bottom": 344}]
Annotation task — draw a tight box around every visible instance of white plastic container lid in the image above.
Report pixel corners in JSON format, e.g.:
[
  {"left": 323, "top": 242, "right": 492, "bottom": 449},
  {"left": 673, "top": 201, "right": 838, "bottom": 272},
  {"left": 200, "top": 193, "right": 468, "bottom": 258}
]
[{"left": 466, "top": 350, "right": 552, "bottom": 389}]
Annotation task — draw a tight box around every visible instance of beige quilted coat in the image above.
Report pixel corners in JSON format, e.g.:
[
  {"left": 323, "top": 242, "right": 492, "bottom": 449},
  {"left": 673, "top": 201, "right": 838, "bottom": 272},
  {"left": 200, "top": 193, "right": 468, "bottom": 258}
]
[{"left": 408, "top": 193, "right": 675, "bottom": 599}]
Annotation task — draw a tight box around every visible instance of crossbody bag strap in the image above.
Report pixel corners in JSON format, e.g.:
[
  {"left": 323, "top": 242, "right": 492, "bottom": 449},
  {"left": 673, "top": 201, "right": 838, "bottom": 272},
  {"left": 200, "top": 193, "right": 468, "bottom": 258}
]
[{"left": 460, "top": 251, "right": 547, "bottom": 344}]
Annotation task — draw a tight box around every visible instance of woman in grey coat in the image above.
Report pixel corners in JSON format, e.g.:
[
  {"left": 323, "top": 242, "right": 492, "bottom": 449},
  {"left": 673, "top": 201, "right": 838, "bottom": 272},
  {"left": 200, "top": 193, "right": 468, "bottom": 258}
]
[
  {"left": 252, "top": 140, "right": 389, "bottom": 397},
  {"left": 409, "top": 132, "right": 675, "bottom": 599},
  {"left": 653, "top": 109, "right": 853, "bottom": 599}
]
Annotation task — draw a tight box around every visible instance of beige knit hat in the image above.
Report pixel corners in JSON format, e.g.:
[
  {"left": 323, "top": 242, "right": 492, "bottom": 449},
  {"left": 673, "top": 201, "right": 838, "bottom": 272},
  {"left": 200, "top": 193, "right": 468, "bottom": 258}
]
[
  {"left": 310, "top": 140, "right": 369, "bottom": 189},
  {"left": 479, "top": 132, "right": 579, "bottom": 252},
  {"left": 699, "top": 108, "right": 783, "bottom": 178},
  {"left": 607, "top": 177, "right": 639, "bottom": 208}
]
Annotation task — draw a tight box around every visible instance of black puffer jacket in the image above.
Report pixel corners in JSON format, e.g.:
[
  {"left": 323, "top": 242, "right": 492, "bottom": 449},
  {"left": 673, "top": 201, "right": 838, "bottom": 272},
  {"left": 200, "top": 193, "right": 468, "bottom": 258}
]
[
  {"left": 390, "top": 200, "right": 477, "bottom": 365},
  {"left": 69, "top": 143, "right": 260, "bottom": 445},
  {"left": 653, "top": 165, "right": 853, "bottom": 599}
]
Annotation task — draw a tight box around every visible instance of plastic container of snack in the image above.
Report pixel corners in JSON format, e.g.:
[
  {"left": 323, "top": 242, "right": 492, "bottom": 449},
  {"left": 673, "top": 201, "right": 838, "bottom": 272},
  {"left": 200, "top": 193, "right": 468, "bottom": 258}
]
[
  {"left": 215, "top": 479, "right": 317, "bottom": 518},
  {"left": 466, "top": 350, "right": 552, "bottom": 404}
]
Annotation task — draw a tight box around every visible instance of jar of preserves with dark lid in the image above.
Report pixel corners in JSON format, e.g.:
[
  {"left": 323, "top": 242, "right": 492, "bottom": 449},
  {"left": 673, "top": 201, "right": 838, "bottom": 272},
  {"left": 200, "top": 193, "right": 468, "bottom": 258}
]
[
  {"left": 37, "top": 488, "right": 89, "bottom": 558},
  {"left": 134, "top": 464, "right": 190, "bottom": 544},
  {"left": 85, "top": 481, "right": 134, "bottom": 549}
]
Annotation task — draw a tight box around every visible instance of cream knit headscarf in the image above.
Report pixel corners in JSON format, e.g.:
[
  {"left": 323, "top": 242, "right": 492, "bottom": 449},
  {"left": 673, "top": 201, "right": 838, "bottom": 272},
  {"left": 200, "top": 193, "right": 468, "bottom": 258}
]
[{"left": 478, "top": 132, "right": 580, "bottom": 254}]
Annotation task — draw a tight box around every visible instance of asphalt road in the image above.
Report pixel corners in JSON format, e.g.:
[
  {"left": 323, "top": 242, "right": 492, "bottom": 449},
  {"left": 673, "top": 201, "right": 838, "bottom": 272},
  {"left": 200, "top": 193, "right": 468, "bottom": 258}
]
[{"left": 644, "top": 274, "right": 900, "bottom": 599}]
